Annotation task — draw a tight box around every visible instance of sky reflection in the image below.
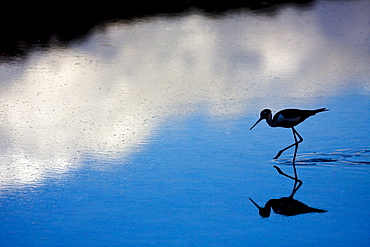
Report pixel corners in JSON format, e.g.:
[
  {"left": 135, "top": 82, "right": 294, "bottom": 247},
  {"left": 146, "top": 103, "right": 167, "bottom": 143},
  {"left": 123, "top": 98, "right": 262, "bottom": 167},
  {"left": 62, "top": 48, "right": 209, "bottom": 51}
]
[{"left": 0, "top": 0, "right": 369, "bottom": 192}]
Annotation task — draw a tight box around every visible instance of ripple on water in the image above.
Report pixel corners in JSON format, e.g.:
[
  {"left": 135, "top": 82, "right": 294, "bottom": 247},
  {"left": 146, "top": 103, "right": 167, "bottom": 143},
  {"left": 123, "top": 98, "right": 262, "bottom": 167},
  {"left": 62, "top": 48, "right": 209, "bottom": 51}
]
[{"left": 275, "top": 148, "right": 370, "bottom": 166}]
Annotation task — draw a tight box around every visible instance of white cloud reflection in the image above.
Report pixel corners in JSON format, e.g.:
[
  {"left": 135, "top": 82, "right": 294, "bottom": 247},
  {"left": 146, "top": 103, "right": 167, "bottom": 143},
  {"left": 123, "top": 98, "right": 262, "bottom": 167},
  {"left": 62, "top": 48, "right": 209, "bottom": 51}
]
[{"left": 0, "top": 0, "right": 369, "bottom": 192}]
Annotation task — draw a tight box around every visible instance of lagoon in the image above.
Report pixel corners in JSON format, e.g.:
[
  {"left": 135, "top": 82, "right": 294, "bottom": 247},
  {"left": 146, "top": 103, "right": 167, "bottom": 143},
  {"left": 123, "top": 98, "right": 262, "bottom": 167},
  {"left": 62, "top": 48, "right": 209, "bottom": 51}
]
[{"left": 1, "top": 1, "right": 369, "bottom": 246}]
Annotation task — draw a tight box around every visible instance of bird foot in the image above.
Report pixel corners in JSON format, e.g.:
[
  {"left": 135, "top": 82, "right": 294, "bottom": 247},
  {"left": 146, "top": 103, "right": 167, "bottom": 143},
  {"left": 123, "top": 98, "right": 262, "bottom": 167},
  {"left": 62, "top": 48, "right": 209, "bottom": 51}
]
[
  {"left": 273, "top": 153, "right": 282, "bottom": 159},
  {"left": 273, "top": 149, "right": 285, "bottom": 159},
  {"left": 273, "top": 165, "right": 284, "bottom": 174}
]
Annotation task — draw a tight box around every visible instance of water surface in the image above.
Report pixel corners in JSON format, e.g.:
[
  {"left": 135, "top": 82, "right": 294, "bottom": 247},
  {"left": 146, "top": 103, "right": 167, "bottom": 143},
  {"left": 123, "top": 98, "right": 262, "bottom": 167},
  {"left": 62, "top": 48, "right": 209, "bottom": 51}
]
[{"left": 1, "top": 1, "right": 370, "bottom": 246}]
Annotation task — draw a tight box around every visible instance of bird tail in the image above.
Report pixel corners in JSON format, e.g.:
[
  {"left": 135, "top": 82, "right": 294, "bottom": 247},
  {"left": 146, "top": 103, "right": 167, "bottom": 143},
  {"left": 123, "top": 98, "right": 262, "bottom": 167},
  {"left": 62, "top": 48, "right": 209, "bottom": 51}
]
[{"left": 313, "top": 108, "right": 329, "bottom": 115}]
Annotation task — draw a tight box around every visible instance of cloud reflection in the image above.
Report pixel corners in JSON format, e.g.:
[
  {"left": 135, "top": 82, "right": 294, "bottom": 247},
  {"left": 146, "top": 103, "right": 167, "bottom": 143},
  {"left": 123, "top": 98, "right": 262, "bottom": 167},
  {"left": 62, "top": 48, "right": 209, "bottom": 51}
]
[{"left": 0, "top": 1, "right": 369, "bottom": 192}]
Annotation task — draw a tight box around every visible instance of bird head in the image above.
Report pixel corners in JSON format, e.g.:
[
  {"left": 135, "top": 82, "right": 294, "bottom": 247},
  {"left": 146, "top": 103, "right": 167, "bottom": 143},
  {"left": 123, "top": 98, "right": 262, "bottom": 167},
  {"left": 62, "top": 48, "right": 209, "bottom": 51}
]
[
  {"left": 249, "top": 198, "right": 271, "bottom": 217},
  {"left": 249, "top": 109, "right": 272, "bottom": 130}
]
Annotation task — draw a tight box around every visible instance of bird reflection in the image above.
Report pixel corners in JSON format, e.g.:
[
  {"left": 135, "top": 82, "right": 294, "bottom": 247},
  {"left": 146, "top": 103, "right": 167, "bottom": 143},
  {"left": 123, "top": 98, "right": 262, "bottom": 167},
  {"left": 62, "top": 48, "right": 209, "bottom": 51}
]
[{"left": 249, "top": 166, "right": 327, "bottom": 217}]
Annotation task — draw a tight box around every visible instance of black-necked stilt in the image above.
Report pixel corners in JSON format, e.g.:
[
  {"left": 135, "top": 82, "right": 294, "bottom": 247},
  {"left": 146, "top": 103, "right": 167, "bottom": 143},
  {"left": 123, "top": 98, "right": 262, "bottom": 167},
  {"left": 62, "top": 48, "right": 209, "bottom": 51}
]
[
  {"left": 250, "top": 108, "right": 328, "bottom": 159},
  {"left": 249, "top": 166, "right": 327, "bottom": 217},
  {"left": 249, "top": 195, "right": 327, "bottom": 217},
  {"left": 250, "top": 108, "right": 328, "bottom": 189}
]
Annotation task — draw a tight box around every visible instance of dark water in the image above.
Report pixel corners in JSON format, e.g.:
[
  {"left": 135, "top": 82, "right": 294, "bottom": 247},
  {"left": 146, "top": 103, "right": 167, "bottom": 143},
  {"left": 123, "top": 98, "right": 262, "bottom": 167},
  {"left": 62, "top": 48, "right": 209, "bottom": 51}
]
[{"left": 1, "top": 1, "right": 370, "bottom": 246}]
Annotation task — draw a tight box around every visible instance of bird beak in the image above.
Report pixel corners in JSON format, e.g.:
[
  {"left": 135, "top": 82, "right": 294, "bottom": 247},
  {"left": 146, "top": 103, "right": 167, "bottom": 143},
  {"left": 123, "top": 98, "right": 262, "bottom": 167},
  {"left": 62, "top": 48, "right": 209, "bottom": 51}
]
[
  {"left": 249, "top": 198, "right": 262, "bottom": 209},
  {"left": 250, "top": 118, "right": 263, "bottom": 130}
]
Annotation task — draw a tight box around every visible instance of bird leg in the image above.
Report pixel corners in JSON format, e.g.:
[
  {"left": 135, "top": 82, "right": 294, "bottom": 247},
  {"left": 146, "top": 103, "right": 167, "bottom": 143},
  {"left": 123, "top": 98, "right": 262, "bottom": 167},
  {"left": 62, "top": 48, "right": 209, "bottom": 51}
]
[
  {"left": 273, "top": 127, "right": 303, "bottom": 159},
  {"left": 273, "top": 165, "right": 303, "bottom": 198},
  {"left": 274, "top": 127, "right": 303, "bottom": 198},
  {"left": 291, "top": 127, "right": 300, "bottom": 191}
]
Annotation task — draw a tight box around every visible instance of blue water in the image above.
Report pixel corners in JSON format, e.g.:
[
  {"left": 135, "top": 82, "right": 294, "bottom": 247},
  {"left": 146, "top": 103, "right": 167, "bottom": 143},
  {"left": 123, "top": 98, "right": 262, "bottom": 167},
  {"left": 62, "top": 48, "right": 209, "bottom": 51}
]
[
  {"left": 1, "top": 1, "right": 370, "bottom": 246},
  {"left": 1, "top": 94, "right": 369, "bottom": 246}
]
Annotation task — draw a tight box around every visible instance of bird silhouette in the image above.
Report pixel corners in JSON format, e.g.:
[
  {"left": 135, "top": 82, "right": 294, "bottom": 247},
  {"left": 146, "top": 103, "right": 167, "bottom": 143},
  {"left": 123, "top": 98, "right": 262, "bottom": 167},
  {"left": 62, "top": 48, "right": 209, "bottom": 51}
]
[
  {"left": 250, "top": 108, "right": 328, "bottom": 184},
  {"left": 250, "top": 108, "right": 328, "bottom": 159},
  {"left": 249, "top": 166, "right": 327, "bottom": 217},
  {"left": 249, "top": 196, "right": 327, "bottom": 217}
]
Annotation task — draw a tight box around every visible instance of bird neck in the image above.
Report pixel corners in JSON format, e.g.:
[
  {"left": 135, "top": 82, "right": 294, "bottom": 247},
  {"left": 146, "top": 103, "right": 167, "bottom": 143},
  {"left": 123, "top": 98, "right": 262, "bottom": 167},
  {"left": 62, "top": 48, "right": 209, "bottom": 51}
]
[
  {"left": 265, "top": 199, "right": 275, "bottom": 208},
  {"left": 265, "top": 113, "right": 275, "bottom": 127},
  {"left": 259, "top": 201, "right": 272, "bottom": 217}
]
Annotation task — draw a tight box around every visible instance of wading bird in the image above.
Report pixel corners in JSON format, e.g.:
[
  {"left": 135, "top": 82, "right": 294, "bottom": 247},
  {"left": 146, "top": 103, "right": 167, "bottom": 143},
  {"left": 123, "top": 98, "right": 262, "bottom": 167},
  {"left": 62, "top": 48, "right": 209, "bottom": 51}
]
[
  {"left": 249, "top": 166, "right": 327, "bottom": 217},
  {"left": 250, "top": 108, "right": 328, "bottom": 160},
  {"left": 250, "top": 108, "right": 328, "bottom": 185}
]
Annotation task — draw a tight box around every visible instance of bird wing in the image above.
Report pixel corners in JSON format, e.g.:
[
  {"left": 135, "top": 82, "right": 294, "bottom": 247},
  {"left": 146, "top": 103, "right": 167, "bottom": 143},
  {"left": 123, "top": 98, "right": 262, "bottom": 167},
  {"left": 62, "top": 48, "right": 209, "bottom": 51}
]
[
  {"left": 276, "top": 109, "right": 301, "bottom": 119},
  {"left": 273, "top": 109, "right": 302, "bottom": 127}
]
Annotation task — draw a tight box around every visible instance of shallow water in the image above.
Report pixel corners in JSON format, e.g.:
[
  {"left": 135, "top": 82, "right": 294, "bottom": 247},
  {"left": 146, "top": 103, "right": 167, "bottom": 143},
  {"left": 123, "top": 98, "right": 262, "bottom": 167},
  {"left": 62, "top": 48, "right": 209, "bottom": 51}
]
[{"left": 1, "top": 1, "right": 370, "bottom": 246}]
